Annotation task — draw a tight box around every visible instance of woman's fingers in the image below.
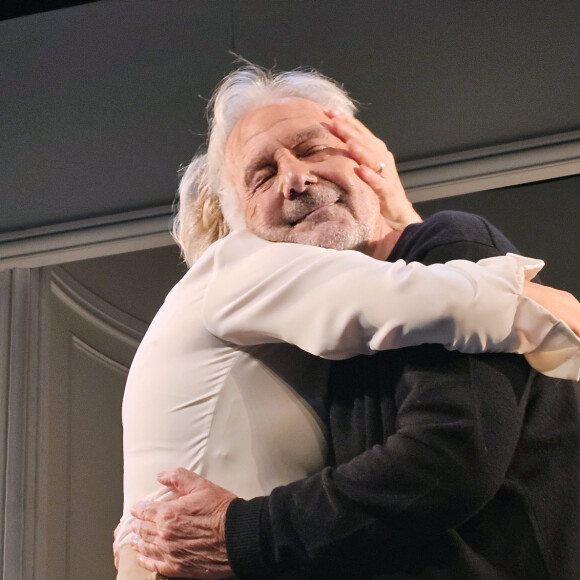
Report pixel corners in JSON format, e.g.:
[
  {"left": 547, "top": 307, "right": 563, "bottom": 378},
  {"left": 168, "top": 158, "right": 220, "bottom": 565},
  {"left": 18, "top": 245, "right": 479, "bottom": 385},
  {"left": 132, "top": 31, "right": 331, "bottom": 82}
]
[{"left": 326, "top": 110, "right": 421, "bottom": 229}]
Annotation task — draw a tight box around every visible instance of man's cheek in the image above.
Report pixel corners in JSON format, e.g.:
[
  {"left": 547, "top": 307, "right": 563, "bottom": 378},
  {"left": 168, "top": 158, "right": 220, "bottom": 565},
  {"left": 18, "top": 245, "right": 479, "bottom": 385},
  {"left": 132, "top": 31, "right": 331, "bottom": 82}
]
[{"left": 247, "top": 203, "right": 260, "bottom": 221}]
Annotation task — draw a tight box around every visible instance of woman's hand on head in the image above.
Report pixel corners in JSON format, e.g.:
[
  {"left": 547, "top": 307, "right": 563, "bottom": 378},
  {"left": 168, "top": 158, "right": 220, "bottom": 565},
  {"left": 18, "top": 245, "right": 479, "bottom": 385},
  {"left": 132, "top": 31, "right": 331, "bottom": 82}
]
[{"left": 325, "top": 110, "right": 422, "bottom": 231}]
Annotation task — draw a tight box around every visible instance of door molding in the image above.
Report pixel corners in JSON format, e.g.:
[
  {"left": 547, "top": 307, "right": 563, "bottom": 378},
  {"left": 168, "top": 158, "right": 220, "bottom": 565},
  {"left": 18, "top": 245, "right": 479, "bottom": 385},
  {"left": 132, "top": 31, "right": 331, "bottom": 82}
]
[
  {"left": 0, "top": 268, "right": 44, "bottom": 579},
  {"left": 0, "top": 266, "right": 145, "bottom": 579}
]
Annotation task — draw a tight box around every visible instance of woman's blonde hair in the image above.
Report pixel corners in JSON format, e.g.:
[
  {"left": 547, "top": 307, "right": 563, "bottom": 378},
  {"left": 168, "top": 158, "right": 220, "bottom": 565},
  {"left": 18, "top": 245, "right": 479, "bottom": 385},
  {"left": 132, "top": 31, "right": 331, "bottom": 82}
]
[{"left": 171, "top": 153, "right": 229, "bottom": 267}]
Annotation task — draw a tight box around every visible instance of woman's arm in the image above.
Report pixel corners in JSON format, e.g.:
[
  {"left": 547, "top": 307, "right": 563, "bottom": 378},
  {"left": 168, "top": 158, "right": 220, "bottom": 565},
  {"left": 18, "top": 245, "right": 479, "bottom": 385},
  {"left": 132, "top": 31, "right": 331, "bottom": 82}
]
[{"left": 202, "top": 231, "right": 580, "bottom": 379}]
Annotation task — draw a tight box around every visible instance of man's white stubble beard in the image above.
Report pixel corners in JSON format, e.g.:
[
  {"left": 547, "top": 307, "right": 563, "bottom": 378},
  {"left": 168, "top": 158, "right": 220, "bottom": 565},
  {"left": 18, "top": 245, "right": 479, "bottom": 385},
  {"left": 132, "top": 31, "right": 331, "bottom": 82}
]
[
  {"left": 287, "top": 207, "right": 372, "bottom": 251},
  {"left": 251, "top": 183, "right": 374, "bottom": 253}
]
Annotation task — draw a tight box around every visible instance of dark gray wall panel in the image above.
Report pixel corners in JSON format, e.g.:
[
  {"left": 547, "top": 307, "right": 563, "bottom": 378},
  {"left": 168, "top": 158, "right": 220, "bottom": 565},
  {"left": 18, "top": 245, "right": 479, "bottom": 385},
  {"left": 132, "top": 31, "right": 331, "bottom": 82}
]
[{"left": 417, "top": 174, "right": 580, "bottom": 296}]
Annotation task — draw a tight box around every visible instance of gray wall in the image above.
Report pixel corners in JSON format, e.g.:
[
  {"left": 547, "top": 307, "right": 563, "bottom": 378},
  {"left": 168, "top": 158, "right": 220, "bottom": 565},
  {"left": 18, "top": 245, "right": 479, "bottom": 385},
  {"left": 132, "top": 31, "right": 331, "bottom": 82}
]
[{"left": 1, "top": 0, "right": 578, "bottom": 233}]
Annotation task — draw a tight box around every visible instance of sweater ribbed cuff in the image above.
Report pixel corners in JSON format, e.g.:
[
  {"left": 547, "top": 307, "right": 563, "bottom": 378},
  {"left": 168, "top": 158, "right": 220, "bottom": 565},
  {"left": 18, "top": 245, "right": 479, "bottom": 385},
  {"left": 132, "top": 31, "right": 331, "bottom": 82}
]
[{"left": 225, "top": 496, "right": 274, "bottom": 580}]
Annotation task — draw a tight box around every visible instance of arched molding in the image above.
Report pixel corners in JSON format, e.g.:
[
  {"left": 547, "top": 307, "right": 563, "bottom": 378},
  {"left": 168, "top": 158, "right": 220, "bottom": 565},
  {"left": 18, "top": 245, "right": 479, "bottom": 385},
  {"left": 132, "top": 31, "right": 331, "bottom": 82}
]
[
  {"left": 50, "top": 267, "right": 147, "bottom": 344},
  {"left": 71, "top": 335, "right": 131, "bottom": 376}
]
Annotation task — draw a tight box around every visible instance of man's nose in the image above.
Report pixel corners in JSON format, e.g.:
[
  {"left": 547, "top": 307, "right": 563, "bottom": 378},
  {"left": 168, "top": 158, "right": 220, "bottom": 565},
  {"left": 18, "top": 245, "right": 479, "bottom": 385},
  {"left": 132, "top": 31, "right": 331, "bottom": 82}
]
[{"left": 279, "top": 156, "right": 317, "bottom": 199}]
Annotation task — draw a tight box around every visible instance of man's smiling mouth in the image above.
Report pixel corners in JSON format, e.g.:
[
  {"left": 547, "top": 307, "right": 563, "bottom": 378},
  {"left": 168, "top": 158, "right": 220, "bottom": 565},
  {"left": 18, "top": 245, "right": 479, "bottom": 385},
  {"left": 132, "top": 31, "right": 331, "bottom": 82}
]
[{"left": 290, "top": 200, "right": 344, "bottom": 226}]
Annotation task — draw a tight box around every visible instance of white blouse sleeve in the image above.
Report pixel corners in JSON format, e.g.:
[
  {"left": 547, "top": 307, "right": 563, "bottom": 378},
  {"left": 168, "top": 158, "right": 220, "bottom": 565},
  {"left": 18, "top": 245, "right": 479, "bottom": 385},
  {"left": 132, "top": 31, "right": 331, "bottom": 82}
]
[{"left": 202, "top": 231, "right": 580, "bottom": 380}]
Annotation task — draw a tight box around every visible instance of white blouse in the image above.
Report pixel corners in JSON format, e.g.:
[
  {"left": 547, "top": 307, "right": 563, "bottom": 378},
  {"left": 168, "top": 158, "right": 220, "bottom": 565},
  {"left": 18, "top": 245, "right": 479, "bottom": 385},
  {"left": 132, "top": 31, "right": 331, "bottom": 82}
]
[{"left": 117, "top": 230, "right": 580, "bottom": 550}]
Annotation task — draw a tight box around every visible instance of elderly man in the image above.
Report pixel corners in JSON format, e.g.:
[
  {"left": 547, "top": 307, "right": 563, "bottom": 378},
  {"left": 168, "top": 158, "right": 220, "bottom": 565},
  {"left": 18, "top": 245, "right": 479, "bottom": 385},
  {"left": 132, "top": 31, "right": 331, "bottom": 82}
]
[{"left": 128, "top": 64, "right": 580, "bottom": 579}]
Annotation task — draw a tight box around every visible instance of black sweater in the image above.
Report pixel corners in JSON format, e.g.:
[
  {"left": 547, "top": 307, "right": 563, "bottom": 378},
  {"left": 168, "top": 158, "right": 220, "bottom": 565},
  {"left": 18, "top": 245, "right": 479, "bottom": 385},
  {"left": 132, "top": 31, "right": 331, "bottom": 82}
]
[{"left": 225, "top": 211, "right": 580, "bottom": 579}]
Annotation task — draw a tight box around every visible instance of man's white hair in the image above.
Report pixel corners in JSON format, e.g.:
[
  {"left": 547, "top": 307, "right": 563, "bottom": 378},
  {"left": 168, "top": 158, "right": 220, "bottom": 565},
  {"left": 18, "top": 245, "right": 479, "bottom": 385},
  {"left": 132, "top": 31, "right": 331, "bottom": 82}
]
[{"left": 173, "top": 62, "right": 358, "bottom": 266}]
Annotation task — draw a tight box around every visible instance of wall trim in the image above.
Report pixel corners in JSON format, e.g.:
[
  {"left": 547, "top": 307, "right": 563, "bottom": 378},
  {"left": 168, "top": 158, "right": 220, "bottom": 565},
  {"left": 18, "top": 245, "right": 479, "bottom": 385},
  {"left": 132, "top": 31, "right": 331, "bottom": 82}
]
[
  {"left": 399, "top": 129, "right": 580, "bottom": 202},
  {"left": 50, "top": 268, "right": 148, "bottom": 342},
  {"left": 0, "top": 269, "right": 43, "bottom": 579},
  {"left": 0, "top": 207, "right": 174, "bottom": 271},
  {"left": 1, "top": 130, "right": 579, "bottom": 270}
]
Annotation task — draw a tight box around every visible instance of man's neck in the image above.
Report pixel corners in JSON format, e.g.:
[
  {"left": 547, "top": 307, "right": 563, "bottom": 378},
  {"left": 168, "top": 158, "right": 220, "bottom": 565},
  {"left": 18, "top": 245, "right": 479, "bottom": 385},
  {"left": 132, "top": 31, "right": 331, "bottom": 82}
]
[
  {"left": 354, "top": 228, "right": 406, "bottom": 261},
  {"left": 370, "top": 229, "right": 405, "bottom": 261}
]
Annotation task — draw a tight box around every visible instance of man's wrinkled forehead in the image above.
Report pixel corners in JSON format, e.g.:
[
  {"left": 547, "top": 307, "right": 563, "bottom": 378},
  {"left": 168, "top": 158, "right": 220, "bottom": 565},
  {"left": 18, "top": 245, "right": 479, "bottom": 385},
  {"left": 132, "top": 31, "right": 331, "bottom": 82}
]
[
  {"left": 224, "top": 98, "right": 332, "bottom": 180},
  {"left": 236, "top": 98, "right": 326, "bottom": 139}
]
